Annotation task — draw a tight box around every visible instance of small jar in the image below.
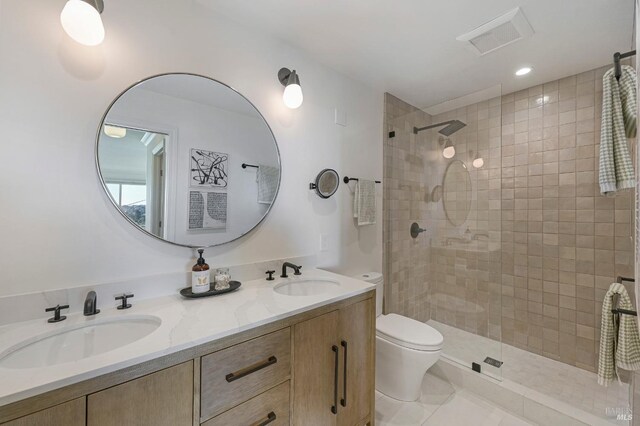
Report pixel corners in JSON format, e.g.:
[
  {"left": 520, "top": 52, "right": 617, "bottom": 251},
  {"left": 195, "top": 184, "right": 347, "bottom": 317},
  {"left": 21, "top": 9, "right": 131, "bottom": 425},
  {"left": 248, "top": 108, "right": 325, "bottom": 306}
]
[{"left": 214, "top": 268, "right": 231, "bottom": 290}]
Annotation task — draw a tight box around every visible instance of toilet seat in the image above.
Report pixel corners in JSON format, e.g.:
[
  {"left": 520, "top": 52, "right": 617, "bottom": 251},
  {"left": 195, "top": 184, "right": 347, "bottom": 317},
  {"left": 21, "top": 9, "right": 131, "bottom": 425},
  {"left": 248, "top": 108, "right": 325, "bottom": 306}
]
[{"left": 376, "top": 314, "right": 443, "bottom": 351}]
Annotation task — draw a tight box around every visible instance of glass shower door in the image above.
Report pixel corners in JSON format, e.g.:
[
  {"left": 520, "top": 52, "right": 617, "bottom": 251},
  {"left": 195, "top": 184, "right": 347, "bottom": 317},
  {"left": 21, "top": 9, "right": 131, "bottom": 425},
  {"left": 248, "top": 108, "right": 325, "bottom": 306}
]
[
  {"left": 425, "top": 88, "right": 503, "bottom": 380},
  {"left": 383, "top": 85, "right": 502, "bottom": 381}
]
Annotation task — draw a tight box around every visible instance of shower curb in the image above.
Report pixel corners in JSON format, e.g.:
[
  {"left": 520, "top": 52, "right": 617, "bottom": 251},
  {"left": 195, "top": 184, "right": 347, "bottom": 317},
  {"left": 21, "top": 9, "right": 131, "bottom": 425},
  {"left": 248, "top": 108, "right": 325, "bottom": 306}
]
[{"left": 430, "top": 358, "right": 625, "bottom": 426}]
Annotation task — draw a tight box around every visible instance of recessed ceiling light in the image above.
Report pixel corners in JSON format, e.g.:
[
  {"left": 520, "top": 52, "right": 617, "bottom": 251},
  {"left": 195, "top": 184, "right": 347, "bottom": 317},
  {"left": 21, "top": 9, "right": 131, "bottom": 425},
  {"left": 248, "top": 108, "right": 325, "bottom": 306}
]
[
  {"left": 515, "top": 67, "right": 532, "bottom": 76},
  {"left": 104, "top": 125, "right": 126, "bottom": 138}
]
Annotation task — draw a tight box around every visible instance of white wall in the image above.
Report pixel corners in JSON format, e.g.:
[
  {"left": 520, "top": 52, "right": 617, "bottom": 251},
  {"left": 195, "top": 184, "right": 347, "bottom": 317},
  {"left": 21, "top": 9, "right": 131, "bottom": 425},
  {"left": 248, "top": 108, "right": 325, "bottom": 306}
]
[{"left": 0, "top": 0, "right": 383, "bottom": 297}]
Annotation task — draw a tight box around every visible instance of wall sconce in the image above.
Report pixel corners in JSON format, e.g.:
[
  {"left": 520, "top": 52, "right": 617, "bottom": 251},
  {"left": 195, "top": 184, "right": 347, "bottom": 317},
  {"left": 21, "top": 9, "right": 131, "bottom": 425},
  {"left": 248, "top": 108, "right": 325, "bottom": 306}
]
[
  {"left": 60, "top": 0, "right": 105, "bottom": 46},
  {"left": 278, "top": 68, "right": 303, "bottom": 109},
  {"left": 442, "top": 139, "right": 455, "bottom": 159}
]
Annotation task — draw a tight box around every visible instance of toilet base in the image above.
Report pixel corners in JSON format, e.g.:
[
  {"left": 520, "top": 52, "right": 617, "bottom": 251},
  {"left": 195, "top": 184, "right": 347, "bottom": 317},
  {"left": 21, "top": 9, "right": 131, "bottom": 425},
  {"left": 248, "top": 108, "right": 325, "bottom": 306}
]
[{"left": 375, "top": 335, "right": 441, "bottom": 401}]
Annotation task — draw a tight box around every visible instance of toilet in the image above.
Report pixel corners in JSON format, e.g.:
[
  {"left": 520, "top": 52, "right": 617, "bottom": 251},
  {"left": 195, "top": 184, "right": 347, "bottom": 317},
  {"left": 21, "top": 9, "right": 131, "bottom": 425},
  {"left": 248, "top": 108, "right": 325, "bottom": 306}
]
[{"left": 357, "top": 272, "right": 443, "bottom": 402}]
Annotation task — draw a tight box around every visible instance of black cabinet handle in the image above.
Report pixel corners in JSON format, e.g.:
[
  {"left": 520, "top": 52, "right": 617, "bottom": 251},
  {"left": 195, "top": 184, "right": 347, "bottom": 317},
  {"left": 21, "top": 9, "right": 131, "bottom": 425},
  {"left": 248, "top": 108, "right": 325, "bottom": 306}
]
[
  {"left": 340, "top": 340, "right": 348, "bottom": 407},
  {"left": 251, "top": 411, "right": 276, "bottom": 426},
  {"left": 225, "top": 356, "right": 277, "bottom": 383},
  {"left": 331, "top": 345, "right": 339, "bottom": 414}
]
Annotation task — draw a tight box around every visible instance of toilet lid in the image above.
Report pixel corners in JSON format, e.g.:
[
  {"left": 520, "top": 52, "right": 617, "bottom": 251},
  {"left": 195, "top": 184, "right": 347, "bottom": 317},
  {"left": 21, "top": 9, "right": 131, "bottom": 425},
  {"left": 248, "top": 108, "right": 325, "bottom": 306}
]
[{"left": 376, "top": 314, "right": 443, "bottom": 351}]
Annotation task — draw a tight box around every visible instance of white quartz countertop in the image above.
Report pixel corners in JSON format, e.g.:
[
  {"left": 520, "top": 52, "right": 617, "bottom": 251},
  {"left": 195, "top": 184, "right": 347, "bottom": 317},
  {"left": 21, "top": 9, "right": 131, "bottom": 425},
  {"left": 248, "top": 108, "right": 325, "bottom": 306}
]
[{"left": 0, "top": 268, "right": 374, "bottom": 407}]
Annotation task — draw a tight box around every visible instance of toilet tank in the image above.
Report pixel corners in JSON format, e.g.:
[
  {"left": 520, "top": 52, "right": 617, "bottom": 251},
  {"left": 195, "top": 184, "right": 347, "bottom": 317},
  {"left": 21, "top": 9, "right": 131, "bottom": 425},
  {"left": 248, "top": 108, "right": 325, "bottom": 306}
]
[{"left": 356, "top": 272, "right": 383, "bottom": 317}]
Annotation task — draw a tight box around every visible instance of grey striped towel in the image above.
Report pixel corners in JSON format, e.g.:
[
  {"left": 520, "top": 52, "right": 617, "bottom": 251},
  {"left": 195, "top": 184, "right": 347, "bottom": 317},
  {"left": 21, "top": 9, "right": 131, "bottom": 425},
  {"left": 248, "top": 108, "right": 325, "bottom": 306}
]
[
  {"left": 257, "top": 165, "right": 279, "bottom": 204},
  {"left": 597, "top": 282, "right": 640, "bottom": 386},
  {"left": 599, "top": 65, "right": 636, "bottom": 195}
]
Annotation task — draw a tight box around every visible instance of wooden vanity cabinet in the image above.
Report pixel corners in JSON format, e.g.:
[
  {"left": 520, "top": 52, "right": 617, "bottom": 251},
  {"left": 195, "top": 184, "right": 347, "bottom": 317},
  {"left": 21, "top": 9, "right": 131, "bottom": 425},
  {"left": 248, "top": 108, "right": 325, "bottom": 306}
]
[
  {"left": 292, "top": 298, "right": 374, "bottom": 426},
  {"left": 87, "top": 361, "right": 193, "bottom": 426},
  {"left": 1, "top": 398, "right": 85, "bottom": 426},
  {"left": 1, "top": 291, "right": 374, "bottom": 426}
]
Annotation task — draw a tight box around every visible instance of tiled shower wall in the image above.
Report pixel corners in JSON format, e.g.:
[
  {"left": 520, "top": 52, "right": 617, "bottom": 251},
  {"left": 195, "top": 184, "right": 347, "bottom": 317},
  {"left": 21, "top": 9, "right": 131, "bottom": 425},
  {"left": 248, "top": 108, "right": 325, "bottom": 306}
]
[
  {"left": 499, "top": 65, "right": 634, "bottom": 372},
  {"left": 383, "top": 63, "right": 636, "bottom": 372},
  {"left": 383, "top": 96, "right": 433, "bottom": 322}
]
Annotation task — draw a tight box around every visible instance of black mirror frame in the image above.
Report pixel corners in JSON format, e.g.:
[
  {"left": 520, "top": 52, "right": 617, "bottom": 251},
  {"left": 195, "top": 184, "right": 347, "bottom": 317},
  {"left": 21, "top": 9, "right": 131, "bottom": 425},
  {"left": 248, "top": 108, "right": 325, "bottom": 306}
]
[{"left": 309, "top": 168, "right": 340, "bottom": 199}]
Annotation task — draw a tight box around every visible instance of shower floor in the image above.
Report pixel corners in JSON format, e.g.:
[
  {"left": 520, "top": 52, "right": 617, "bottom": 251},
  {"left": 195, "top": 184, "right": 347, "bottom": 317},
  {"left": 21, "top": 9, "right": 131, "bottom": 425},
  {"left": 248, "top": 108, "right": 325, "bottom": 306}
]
[{"left": 428, "top": 320, "right": 630, "bottom": 424}]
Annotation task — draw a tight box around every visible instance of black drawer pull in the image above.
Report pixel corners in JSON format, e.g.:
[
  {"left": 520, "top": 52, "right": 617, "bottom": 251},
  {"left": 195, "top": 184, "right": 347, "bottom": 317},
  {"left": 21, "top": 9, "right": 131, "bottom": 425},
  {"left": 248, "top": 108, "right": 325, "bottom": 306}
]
[
  {"left": 331, "top": 345, "right": 339, "bottom": 414},
  {"left": 225, "top": 356, "right": 277, "bottom": 383},
  {"left": 251, "top": 411, "right": 276, "bottom": 426},
  {"left": 340, "top": 340, "right": 348, "bottom": 407}
]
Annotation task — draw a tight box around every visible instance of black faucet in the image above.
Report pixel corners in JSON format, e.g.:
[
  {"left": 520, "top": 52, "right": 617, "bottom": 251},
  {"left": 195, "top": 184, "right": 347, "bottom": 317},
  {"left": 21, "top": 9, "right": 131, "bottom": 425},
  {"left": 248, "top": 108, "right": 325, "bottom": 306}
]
[
  {"left": 84, "top": 291, "right": 100, "bottom": 316},
  {"left": 281, "top": 262, "right": 302, "bottom": 278}
]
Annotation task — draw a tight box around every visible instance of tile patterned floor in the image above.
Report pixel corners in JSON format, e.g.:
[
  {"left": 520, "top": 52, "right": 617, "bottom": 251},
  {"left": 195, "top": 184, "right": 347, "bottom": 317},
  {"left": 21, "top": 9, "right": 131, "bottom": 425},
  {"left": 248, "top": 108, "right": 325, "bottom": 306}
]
[
  {"left": 427, "top": 320, "right": 630, "bottom": 423},
  {"left": 375, "top": 373, "right": 535, "bottom": 426}
]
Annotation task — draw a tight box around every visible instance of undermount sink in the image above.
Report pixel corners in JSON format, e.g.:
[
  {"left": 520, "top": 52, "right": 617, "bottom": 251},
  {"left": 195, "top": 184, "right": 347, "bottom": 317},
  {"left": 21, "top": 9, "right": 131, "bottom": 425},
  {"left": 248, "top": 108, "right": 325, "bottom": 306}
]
[
  {"left": 273, "top": 278, "right": 340, "bottom": 296},
  {"left": 0, "top": 315, "right": 161, "bottom": 369}
]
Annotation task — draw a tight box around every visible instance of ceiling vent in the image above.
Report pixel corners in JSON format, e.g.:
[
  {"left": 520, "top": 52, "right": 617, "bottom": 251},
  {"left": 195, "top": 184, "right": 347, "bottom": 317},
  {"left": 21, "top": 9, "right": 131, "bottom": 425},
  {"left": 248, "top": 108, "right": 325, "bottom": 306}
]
[{"left": 457, "top": 7, "right": 534, "bottom": 56}]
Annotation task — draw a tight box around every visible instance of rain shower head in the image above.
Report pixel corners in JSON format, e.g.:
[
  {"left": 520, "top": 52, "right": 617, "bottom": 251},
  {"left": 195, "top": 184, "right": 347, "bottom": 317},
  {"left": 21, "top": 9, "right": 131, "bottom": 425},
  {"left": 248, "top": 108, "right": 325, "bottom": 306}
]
[
  {"left": 413, "top": 119, "right": 467, "bottom": 136},
  {"left": 439, "top": 120, "right": 466, "bottom": 136}
]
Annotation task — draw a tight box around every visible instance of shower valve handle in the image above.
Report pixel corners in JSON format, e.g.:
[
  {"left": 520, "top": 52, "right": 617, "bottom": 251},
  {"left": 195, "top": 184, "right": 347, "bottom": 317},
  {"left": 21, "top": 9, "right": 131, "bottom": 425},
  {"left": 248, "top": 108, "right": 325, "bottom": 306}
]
[{"left": 410, "top": 222, "right": 426, "bottom": 239}]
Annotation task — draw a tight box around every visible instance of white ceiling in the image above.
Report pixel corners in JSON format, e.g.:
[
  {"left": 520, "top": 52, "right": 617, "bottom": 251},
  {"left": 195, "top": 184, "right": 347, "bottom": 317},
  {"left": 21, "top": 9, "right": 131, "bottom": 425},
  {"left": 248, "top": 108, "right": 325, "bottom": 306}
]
[{"left": 199, "top": 0, "right": 635, "bottom": 109}]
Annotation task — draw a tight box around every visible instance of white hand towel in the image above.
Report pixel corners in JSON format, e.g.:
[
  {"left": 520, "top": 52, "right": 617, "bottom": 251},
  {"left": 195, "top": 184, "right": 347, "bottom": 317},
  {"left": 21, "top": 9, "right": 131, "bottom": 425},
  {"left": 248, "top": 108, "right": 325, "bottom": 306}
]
[
  {"left": 353, "top": 179, "right": 376, "bottom": 226},
  {"left": 257, "top": 165, "right": 279, "bottom": 204},
  {"left": 599, "top": 65, "right": 636, "bottom": 195}
]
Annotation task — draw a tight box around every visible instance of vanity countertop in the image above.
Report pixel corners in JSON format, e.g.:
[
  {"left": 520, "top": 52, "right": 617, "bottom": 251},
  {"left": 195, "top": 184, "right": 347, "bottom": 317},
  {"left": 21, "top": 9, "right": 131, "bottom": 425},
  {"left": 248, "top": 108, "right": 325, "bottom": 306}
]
[{"left": 0, "top": 268, "right": 374, "bottom": 407}]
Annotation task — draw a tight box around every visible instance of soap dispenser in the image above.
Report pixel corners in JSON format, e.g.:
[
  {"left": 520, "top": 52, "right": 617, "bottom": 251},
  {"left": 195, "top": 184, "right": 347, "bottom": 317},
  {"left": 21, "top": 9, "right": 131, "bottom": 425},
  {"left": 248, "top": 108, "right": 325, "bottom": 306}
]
[{"left": 192, "top": 249, "right": 210, "bottom": 294}]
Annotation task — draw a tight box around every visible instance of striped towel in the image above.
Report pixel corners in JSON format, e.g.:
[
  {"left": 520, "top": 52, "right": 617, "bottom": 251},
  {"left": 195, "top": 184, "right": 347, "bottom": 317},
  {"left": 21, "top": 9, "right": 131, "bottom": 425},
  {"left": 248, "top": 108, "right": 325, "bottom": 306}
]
[
  {"left": 257, "top": 165, "right": 279, "bottom": 204},
  {"left": 599, "top": 65, "right": 636, "bottom": 195},
  {"left": 353, "top": 179, "right": 376, "bottom": 226},
  {"left": 597, "top": 282, "right": 640, "bottom": 386}
]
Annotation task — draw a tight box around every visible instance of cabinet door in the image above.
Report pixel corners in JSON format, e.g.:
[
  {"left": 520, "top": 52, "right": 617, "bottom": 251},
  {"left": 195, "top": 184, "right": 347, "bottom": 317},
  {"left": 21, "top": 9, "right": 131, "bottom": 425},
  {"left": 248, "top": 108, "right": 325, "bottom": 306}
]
[
  {"left": 1, "top": 398, "right": 85, "bottom": 426},
  {"left": 338, "top": 299, "right": 374, "bottom": 426},
  {"left": 292, "top": 310, "right": 339, "bottom": 426},
  {"left": 87, "top": 361, "right": 193, "bottom": 426}
]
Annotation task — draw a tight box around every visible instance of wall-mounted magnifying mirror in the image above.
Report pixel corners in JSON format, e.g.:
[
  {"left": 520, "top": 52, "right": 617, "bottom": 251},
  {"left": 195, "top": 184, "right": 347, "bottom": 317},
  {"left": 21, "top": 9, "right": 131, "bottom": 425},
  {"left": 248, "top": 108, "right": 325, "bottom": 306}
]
[
  {"left": 309, "top": 169, "right": 339, "bottom": 199},
  {"left": 96, "top": 73, "right": 281, "bottom": 248}
]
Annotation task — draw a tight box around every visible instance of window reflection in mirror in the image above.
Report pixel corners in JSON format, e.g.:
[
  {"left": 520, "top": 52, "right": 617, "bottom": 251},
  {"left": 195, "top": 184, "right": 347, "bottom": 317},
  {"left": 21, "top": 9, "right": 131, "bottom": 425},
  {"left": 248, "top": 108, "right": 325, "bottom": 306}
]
[{"left": 101, "top": 127, "right": 167, "bottom": 235}]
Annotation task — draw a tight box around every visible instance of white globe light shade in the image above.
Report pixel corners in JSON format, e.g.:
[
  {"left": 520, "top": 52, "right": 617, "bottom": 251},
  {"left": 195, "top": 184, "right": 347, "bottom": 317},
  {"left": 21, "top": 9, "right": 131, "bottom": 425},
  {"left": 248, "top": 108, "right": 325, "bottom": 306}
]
[
  {"left": 283, "top": 83, "right": 303, "bottom": 109},
  {"left": 60, "top": 0, "right": 105, "bottom": 46},
  {"left": 442, "top": 145, "right": 455, "bottom": 159},
  {"left": 472, "top": 157, "right": 484, "bottom": 168}
]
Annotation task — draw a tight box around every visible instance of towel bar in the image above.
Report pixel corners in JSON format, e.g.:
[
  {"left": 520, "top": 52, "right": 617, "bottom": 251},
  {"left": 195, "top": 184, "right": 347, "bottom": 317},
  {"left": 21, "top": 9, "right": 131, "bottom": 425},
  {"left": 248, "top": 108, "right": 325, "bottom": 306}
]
[
  {"left": 343, "top": 176, "right": 381, "bottom": 184},
  {"left": 612, "top": 308, "right": 637, "bottom": 316},
  {"left": 612, "top": 276, "right": 637, "bottom": 316},
  {"left": 242, "top": 163, "right": 259, "bottom": 169},
  {"left": 614, "top": 50, "right": 636, "bottom": 80}
]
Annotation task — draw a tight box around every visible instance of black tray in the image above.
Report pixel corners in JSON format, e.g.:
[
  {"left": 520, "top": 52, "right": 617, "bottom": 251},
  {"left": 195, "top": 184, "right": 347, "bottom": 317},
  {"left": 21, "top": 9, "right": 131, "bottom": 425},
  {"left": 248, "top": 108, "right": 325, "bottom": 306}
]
[{"left": 180, "top": 281, "right": 241, "bottom": 298}]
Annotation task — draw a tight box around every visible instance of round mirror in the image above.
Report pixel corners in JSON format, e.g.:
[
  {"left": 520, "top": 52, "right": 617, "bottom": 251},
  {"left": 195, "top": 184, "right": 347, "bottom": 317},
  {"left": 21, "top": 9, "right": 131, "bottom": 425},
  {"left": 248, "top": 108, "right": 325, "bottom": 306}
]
[
  {"left": 311, "top": 169, "right": 339, "bottom": 199},
  {"left": 96, "top": 73, "right": 281, "bottom": 248},
  {"left": 443, "top": 160, "right": 472, "bottom": 226}
]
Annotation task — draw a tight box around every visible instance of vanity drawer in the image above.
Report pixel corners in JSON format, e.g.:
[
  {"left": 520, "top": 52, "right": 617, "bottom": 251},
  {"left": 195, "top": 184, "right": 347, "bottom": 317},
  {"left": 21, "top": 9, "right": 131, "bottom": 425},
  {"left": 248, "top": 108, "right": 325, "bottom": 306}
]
[
  {"left": 200, "top": 328, "right": 291, "bottom": 421},
  {"left": 201, "top": 381, "right": 290, "bottom": 426}
]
